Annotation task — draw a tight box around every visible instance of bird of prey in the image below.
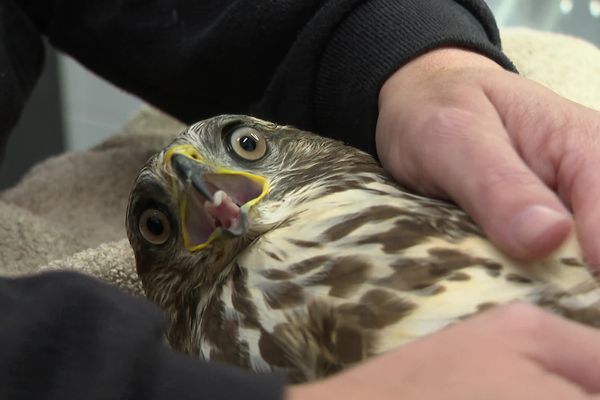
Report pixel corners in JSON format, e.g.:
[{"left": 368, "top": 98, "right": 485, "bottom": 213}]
[{"left": 126, "top": 114, "right": 599, "bottom": 383}]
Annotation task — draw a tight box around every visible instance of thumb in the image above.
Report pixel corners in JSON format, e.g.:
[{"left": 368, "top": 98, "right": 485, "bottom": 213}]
[{"left": 381, "top": 102, "right": 572, "bottom": 261}]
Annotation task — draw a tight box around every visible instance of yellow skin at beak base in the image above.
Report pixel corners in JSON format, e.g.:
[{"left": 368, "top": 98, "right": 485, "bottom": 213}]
[{"left": 164, "top": 144, "right": 270, "bottom": 252}]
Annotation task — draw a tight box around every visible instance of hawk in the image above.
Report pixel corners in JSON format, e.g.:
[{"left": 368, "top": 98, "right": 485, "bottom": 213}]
[{"left": 126, "top": 115, "right": 599, "bottom": 383}]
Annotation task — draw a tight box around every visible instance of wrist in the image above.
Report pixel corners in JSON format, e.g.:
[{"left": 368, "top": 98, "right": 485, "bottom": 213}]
[{"left": 379, "top": 47, "right": 503, "bottom": 106}]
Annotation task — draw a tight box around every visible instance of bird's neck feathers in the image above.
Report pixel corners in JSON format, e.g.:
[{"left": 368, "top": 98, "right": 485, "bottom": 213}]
[{"left": 139, "top": 240, "right": 249, "bottom": 339}]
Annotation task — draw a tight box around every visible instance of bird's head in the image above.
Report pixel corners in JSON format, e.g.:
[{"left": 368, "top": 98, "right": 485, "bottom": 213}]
[{"left": 126, "top": 115, "right": 381, "bottom": 307}]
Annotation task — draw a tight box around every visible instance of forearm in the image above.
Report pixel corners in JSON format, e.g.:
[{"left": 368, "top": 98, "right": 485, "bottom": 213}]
[
  {"left": 0, "top": 272, "right": 284, "bottom": 400},
  {"left": 312, "top": 0, "right": 516, "bottom": 155},
  {"left": 11, "top": 0, "right": 511, "bottom": 155}
]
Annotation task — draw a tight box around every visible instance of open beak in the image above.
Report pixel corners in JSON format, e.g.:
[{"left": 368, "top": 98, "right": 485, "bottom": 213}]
[
  {"left": 165, "top": 145, "right": 269, "bottom": 252},
  {"left": 171, "top": 154, "right": 215, "bottom": 203}
]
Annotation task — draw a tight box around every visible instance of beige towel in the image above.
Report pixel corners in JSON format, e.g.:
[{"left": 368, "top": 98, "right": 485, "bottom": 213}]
[
  {"left": 0, "top": 108, "right": 185, "bottom": 295},
  {"left": 1, "top": 28, "right": 600, "bottom": 297}
]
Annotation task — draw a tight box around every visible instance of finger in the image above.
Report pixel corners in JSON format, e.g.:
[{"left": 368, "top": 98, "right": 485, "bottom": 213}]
[
  {"left": 569, "top": 165, "right": 600, "bottom": 271},
  {"left": 488, "top": 80, "right": 600, "bottom": 272},
  {"left": 475, "top": 303, "right": 600, "bottom": 393},
  {"left": 408, "top": 99, "right": 572, "bottom": 260}
]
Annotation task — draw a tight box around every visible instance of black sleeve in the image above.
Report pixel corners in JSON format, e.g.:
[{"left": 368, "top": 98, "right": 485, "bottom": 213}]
[
  {"left": 0, "top": 271, "right": 284, "bottom": 400},
  {"left": 6, "top": 0, "right": 513, "bottom": 157},
  {"left": 0, "top": 0, "right": 44, "bottom": 162}
]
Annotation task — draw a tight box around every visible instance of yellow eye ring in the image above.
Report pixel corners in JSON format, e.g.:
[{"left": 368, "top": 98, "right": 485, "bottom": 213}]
[
  {"left": 139, "top": 208, "right": 171, "bottom": 245},
  {"left": 228, "top": 127, "right": 267, "bottom": 161}
]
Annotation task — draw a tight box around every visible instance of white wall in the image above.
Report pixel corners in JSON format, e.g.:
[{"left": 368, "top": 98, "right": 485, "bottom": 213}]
[{"left": 58, "top": 55, "right": 143, "bottom": 151}]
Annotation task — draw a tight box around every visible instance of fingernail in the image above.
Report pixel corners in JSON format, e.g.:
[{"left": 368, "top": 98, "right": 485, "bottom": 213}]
[{"left": 509, "top": 205, "right": 571, "bottom": 256}]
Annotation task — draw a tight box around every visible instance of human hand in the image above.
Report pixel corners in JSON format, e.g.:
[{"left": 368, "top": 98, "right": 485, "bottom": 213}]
[
  {"left": 287, "top": 303, "right": 600, "bottom": 400},
  {"left": 376, "top": 47, "right": 600, "bottom": 269}
]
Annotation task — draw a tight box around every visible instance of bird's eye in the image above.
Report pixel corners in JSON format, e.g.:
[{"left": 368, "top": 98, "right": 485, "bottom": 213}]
[
  {"left": 139, "top": 208, "right": 171, "bottom": 245},
  {"left": 228, "top": 127, "right": 267, "bottom": 161}
]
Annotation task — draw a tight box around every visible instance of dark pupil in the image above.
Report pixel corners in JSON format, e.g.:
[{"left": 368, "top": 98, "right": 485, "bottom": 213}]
[
  {"left": 146, "top": 216, "right": 164, "bottom": 236},
  {"left": 239, "top": 136, "right": 257, "bottom": 151}
]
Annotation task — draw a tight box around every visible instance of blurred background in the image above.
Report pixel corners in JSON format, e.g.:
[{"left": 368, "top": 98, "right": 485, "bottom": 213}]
[{"left": 2, "top": 0, "right": 600, "bottom": 189}]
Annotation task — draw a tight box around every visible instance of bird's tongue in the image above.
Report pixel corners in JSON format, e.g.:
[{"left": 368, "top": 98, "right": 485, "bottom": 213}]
[
  {"left": 182, "top": 171, "right": 267, "bottom": 250},
  {"left": 204, "top": 190, "right": 240, "bottom": 230},
  {"left": 185, "top": 189, "right": 243, "bottom": 247}
]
